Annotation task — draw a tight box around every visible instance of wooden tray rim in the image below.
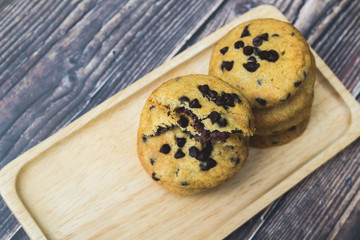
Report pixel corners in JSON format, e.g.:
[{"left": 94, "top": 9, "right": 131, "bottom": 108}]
[{"left": 0, "top": 5, "right": 360, "bottom": 239}]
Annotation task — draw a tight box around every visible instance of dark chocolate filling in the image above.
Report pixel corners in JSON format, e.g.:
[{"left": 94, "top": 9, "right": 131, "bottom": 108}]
[{"left": 175, "top": 107, "right": 233, "bottom": 147}]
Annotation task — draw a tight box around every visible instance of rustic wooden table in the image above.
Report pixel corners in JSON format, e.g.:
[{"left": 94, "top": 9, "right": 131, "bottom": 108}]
[{"left": 0, "top": 0, "right": 359, "bottom": 239}]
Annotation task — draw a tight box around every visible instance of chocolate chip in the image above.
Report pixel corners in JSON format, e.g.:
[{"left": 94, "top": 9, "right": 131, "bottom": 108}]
[
  {"left": 256, "top": 98, "right": 267, "bottom": 106},
  {"left": 196, "top": 152, "right": 206, "bottom": 162},
  {"left": 150, "top": 105, "right": 155, "bottom": 110},
  {"left": 208, "top": 90, "right": 218, "bottom": 98},
  {"left": 142, "top": 135, "right": 147, "bottom": 143},
  {"left": 303, "top": 71, "right": 307, "bottom": 78},
  {"left": 189, "top": 146, "right": 200, "bottom": 158},
  {"left": 160, "top": 144, "right": 171, "bottom": 154},
  {"left": 207, "top": 158, "right": 217, "bottom": 169},
  {"left": 280, "top": 93, "right": 291, "bottom": 102},
  {"left": 167, "top": 111, "right": 171, "bottom": 116},
  {"left": 215, "top": 95, "right": 225, "bottom": 106},
  {"left": 181, "top": 181, "right": 189, "bottom": 186},
  {"left": 150, "top": 158, "right": 155, "bottom": 165},
  {"left": 241, "top": 24, "right": 251, "bottom": 37},
  {"left": 259, "top": 50, "right": 269, "bottom": 60},
  {"left": 177, "top": 116, "right": 189, "bottom": 128},
  {"left": 257, "top": 79, "right": 263, "bottom": 85},
  {"left": 288, "top": 126, "right": 297, "bottom": 131},
  {"left": 223, "top": 93, "right": 235, "bottom": 107},
  {"left": 175, "top": 149, "right": 185, "bottom": 159},
  {"left": 202, "top": 141, "right": 213, "bottom": 157},
  {"left": 221, "top": 61, "right": 234, "bottom": 71},
  {"left": 220, "top": 47, "right": 229, "bottom": 55},
  {"left": 294, "top": 81, "right": 302, "bottom": 87},
  {"left": 152, "top": 172, "right": 160, "bottom": 181},
  {"left": 200, "top": 158, "right": 217, "bottom": 171},
  {"left": 253, "top": 37, "right": 262, "bottom": 46},
  {"left": 281, "top": 51, "right": 285, "bottom": 55},
  {"left": 272, "top": 34, "right": 279, "bottom": 37},
  {"left": 176, "top": 137, "right": 186, "bottom": 147},
  {"left": 217, "top": 118, "right": 228, "bottom": 127},
  {"left": 253, "top": 47, "right": 260, "bottom": 56},
  {"left": 243, "top": 62, "right": 260, "bottom": 72},
  {"left": 179, "top": 96, "right": 190, "bottom": 102},
  {"left": 199, "top": 162, "right": 207, "bottom": 171},
  {"left": 259, "top": 33, "right": 269, "bottom": 41},
  {"left": 209, "top": 111, "right": 221, "bottom": 124},
  {"left": 243, "top": 46, "right": 254, "bottom": 55},
  {"left": 198, "top": 85, "right": 210, "bottom": 95},
  {"left": 248, "top": 56, "right": 257, "bottom": 62},
  {"left": 268, "top": 50, "right": 279, "bottom": 62},
  {"left": 189, "top": 98, "right": 202, "bottom": 108},
  {"left": 230, "top": 157, "right": 240, "bottom": 165},
  {"left": 234, "top": 40, "right": 244, "bottom": 49},
  {"left": 232, "top": 93, "right": 242, "bottom": 103},
  {"left": 291, "top": 32, "right": 295, "bottom": 36}
]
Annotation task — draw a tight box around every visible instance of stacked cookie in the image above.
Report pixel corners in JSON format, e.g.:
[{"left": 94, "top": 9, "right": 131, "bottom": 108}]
[
  {"left": 137, "top": 75, "right": 255, "bottom": 195},
  {"left": 209, "top": 18, "right": 315, "bottom": 148}
]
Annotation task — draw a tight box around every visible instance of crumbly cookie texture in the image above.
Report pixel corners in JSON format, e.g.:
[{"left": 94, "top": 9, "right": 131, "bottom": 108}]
[
  {"left": 253, "top": 52, "right": 316, "bottom": 129},
  {"left": 250, "top": 116, "right": 310, "bottom": 148},
  {"left": 209, "top": 18, "right": 312, "bottom": 109},
  {"left": 137, "top": 74, "right": 255, "bottom": 195}
]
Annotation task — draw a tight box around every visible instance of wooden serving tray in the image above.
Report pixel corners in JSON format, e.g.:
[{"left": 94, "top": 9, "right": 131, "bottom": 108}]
[{"left": 1, "top": 5, "right": 360, "bottom": 240}]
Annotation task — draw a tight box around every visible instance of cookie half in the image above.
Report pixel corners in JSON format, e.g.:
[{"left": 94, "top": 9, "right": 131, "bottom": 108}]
[{"left": 137, "top": 74, "right": 255, "bottom": 194}]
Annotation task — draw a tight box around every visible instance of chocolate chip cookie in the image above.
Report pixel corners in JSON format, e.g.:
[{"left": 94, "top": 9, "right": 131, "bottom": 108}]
[
  {"left": 137, "top": 74, "right": 255, "bottom": 195},
  {"left": 209, "top": 18, "right": 313, "bottom": 109}
]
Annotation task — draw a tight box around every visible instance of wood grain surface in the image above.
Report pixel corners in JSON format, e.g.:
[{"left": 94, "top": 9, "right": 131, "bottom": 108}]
[{"left": 0, "top": 0, "right": 359, "bottom": 239}]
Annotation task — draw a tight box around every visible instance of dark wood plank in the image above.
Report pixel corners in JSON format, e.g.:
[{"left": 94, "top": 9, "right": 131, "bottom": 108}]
[
  {"left": 0, "top": 198, "right": 23, "bottom": 240},
  {"left": 8, "top": 227, "right": 28, "bottom": 240},
  {"left": 328, "top": 190, "right": 360, "bottom": 240}
]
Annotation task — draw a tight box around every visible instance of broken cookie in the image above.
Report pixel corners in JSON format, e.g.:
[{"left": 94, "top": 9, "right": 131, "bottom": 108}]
[{"left": 137, "top": 74, "right": 255, "bottom": 195}]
